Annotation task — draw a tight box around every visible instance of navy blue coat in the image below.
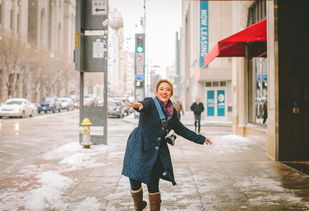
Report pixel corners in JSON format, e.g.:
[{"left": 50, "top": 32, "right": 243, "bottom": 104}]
[{"left": 122, "top": 97, "right": 205, "bottom": 185}]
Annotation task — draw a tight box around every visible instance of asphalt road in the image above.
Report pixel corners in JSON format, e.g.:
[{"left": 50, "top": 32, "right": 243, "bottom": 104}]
[{"left": 0, "top": 110, "right": 131, "bottom": 178}]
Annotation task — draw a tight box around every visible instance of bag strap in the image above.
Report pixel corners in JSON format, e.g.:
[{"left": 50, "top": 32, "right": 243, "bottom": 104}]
[{"left": 153, "top": 97, "right": 166, "bottom": 124}]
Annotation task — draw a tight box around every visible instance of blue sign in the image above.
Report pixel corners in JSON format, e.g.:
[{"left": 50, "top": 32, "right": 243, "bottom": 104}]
[
  {"left": 256, "top": 75, "right": 261, "bottom": 81},
  {"left": 207, "top": 90, "right": 214, "bottom": 116},
  {"left": 200, "top": 1, "right": 209, "bottom": 68},
  {"left": 135, "top": 74, "right": 144, "bottom": 81},
  {"left": 217, "top": 90, "right": 225, "bottom": 116}
]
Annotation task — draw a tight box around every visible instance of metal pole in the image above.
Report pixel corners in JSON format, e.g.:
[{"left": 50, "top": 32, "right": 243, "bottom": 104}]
[
  {"left": 79, "top": 71, "right": 84, "bottom": 144},
  {"left": 144, "top": 0, "right": 147, "bottom": 97},
  {"left": 103, "top": 67, "right": 108, "bottom": 143},
  {"left": 103, "top": 1, "right": 109, "bottom": 144}
]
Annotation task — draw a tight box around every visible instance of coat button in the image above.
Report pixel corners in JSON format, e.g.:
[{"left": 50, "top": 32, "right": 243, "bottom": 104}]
[
  {"left": 155, "top": 146, "right": 159, "bottom": 150},
  {"left": 157, "top": 137, "right": 161, "bottom": 141}
]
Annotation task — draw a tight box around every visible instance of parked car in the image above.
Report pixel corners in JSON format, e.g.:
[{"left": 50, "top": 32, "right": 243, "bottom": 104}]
[
  {"left": 67, "top": 95, "right": 80, "bottom": 109},
  {"left": 112, "top": 97, "right": 133, "bottom": 115},
  {"left": 83, "top": 95, "right": 98, "bottom": 106},
  {"left": 107, "top": 99, "right": 126, "bottom": 118},
  {"left": 58, "top": 97, "right": 74, "bottom": 111},
  {"left": 0, "top": 98, "right": 37, "bottom": 118},
  {"left": 37, "top": 96, "right": 61, "bottom": 113}
]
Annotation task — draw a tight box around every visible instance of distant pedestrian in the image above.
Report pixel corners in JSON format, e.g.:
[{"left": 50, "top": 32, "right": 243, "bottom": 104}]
[
  {"left": 190, "top": 98, "right": 204, "bottom": 133},
  {"left": 262, "top": 100, "right": 268, "bottom": 124},
  {"left": 122, "top": 79, "right": 212, "bottom": 211},
  {"left": 172, "top": 95, "right": 184, "bottom": 120}
]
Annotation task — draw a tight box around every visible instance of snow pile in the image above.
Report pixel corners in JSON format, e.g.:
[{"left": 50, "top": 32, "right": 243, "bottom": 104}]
[
  {"left": 0, "top": 142, "right": 110, "bottom": 210},
  {"left": 25, "top": 171, "right": 73, "bottom": 211},
  {"left": 74, "top": 197, "right": 102, "bottom": 211},
  {"left": 212, "top": 134, "right": 253, "bottom": 154},
  {"left": 44, "top": 142, "right": 108, "bottom": 171}
]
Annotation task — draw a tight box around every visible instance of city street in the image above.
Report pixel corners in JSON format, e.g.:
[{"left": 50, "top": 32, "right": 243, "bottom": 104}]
[
  {"left": 1, "top": 0, "right": 309, "bottom": 210},
  {"left": 0, "top": 112, "right": 308, "bottom": 210},
  {"left": 0, "top": 111, "right": 80, "bottom": 178}
]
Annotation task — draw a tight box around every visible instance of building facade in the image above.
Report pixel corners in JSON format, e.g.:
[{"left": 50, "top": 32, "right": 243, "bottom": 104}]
[
  {"left": 182, "top": 0, "right": 309, "bottom": 161},
  {"left": 181, "top": 0, "right": 233, "bottom": 121},
  {"left": 108, "top": 8, "right": 125, "bottom": 97},
  {"left": 0, "top": 0, "right": 77, "bottom": 103}
]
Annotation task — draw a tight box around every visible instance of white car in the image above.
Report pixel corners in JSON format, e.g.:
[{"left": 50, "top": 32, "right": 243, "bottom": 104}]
[
  {"left": 0, "top": 98, "right": 37, "bottom": 118},
  {"left": 58, "top": 97, "right": 74, "bottom": 111}
]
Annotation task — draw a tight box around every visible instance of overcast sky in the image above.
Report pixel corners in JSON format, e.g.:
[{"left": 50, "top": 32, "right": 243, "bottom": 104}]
[{"left": 109, "top": 0, "right": 182, "bottom": 68}]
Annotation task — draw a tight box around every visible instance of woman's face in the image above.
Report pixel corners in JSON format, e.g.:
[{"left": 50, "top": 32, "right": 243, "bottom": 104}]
[{"left": 156, "top": 82, "right": 172, "bottom": 105}]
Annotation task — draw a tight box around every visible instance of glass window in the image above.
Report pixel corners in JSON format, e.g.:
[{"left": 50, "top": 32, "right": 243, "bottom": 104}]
[
  {"left": 17, "top": 0, "right": 21, "bottom": 33},
  {"left": 247, "top": 0, "right": 266, "bottom": 26},
  {"left": 205, "top": 82, "right": 212, "bottom": 87},
  {"left": 220, "top": 81, "right": 226, "bottom": 87},
  {"left": 10, "top": 9, "right": 13, "bottom": 29},
  {"left": 17, "top": 13, "right": 20, "bottom": 33},
  {"left": 248, "top": 57, "right": 268, "bottom": 125},
  {"left": 0, "top": 3, "right": 2, "bottom": 27},
  {"left": 212, "top": 81, "right": 219, "bottom": 87}
]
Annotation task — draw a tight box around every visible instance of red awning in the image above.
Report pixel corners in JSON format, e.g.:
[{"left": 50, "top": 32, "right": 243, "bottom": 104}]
[{"left": 204, "top": 19, "right": 267, "bottom": 66}]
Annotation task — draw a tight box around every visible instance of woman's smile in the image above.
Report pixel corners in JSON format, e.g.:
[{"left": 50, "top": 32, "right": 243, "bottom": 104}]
[{"left": 156, "top": 82, "right": 172, "bottom": 105}]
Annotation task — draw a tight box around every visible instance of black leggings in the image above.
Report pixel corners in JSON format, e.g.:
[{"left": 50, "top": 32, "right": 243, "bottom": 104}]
[{"left": 130, "top": 158, "right": 164, "bottom": 193}]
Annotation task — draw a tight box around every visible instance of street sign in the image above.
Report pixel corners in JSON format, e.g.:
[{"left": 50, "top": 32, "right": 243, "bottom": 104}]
[
  {"left": 92, "top": 0, "right": 107, "bottom": 16},
  {"left": 134, "top": 33, "right": 145, "bottom": 103},
  {"left": 93, "top": 39, "right": 104, "bottom": 58},
  {"left": 135, "top": 74, "right": 145, "bottom": 81},
  {"left": 136, "top": 53, "right": 144, "bottom": 75},
  {"left": 75, "top": 0, "right": 108, "bottom": 145},
  {"left": 75, "top": 32, "right": 79, "bottom": 48}
]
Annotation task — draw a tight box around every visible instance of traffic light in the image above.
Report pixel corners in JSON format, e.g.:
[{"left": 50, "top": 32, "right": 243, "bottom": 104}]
[
  {"left": 135, "top": 80, "right": 144, "bottom": 87},
  {"left": 135, "top": 35, "right": 145, "bottom": 53}
]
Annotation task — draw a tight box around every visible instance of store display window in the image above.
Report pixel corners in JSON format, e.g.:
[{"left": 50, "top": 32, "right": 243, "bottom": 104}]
[{"left": 249, "top": 57, "right": 268, "bottom": 125}]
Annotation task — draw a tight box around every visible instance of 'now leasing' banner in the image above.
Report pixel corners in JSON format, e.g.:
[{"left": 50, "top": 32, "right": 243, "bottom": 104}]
[{"left": 200, "top": 0, "right": 209, "bottom": 68}]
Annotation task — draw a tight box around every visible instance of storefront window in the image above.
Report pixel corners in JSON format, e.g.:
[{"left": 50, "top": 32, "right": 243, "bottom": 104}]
[
  {"left": 0, "top": 1, "right": 2, "bottom": 28},
  {"left": 249, "top": 57, "right": 268, "bottom": 125}
]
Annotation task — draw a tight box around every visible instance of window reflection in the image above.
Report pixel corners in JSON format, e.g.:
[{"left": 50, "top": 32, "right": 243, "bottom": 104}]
[{"left": 249, "top": 57, "right": 268, "bottom": 125}]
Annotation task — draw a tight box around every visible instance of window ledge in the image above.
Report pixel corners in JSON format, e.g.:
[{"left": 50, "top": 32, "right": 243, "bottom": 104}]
[{"left": 246, "top": 123, "right": 267, "bottom": 132}]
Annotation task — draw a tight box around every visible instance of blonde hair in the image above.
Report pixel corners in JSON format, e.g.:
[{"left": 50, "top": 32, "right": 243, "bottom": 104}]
[{"left": 155, "top": 79, "right": 174, "bottom": 96}]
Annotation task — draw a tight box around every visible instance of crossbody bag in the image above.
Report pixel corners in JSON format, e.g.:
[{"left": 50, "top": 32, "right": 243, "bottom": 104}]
[{"left": 153, "top": 97, "right": 176, "bottom": 146}]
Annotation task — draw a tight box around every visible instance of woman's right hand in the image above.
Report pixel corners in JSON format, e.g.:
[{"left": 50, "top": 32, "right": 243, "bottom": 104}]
[
  {"left": 126, "top": 102, "right": 144, "bottom": 110},
  {"left": 204, "top": 137, "right": 213, "bottom": 145}
]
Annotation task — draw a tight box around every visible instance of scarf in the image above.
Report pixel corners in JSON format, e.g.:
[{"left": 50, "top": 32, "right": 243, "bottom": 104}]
[{"left": 157, "top": 97, "right": 174, "bottom": 120}]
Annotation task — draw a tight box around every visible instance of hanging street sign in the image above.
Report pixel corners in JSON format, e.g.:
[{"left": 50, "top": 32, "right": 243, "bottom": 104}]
[
  {"left": 93, "top": 39, "right": 104, "bottom": 58},
  {"left": 92, "top": 0, "right": 107, "bottom": 16}
]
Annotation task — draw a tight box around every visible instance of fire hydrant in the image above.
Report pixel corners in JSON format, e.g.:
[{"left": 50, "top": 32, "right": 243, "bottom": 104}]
[{"left": 81, "top": 118, "right": 92, "bottom": 148}]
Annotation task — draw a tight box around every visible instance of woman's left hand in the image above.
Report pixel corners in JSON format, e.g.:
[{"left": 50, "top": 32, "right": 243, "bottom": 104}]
[{"left": 204, "top": 137, "right": 213, "bottom": 145}]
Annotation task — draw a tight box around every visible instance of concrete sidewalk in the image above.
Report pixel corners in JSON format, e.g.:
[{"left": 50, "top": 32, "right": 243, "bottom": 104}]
[
  {"left": 0, "top": 115, "right": 308, "bottom": 210},
  {"left": 123, "top": 111, "right": 232, "bottom": 128},
  {"left": 68, "top": 122, "right": 309, "bottom": 210}
]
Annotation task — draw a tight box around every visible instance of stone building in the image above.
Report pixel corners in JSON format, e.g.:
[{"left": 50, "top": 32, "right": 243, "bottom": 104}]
[
  {"left": 0, "top": 0, "right": 77, "bottom": 103},
  {"left": 181, "top": 0, "right": 309, "bottom": 161},
  {"left": 181, "top": 0, "right": 233, "bottom": 121}
]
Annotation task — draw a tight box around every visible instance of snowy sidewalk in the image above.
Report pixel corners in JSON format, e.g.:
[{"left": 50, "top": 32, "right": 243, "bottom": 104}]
[
  {"left": 123, "top": 111, "right": 232, "bottom": 128},
  {"left": 0, "top": 121, "right": 309, "bottom": 210}
]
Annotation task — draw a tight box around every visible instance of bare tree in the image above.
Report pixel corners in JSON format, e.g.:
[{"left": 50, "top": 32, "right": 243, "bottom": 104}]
[
  {"left": 0, "top": 35, "right": 29, "bottom": 98},
  {"left": 0, "top": 34, "right": 78, "bottom": 102}
]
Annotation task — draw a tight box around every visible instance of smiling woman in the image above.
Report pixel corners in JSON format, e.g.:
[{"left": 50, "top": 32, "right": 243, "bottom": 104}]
[
  {"left": 155, "top": 79, "right": 173, "bottom": 105},
  {"left": 122, "top": 79, "right": 212, "bottom": 210}
]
